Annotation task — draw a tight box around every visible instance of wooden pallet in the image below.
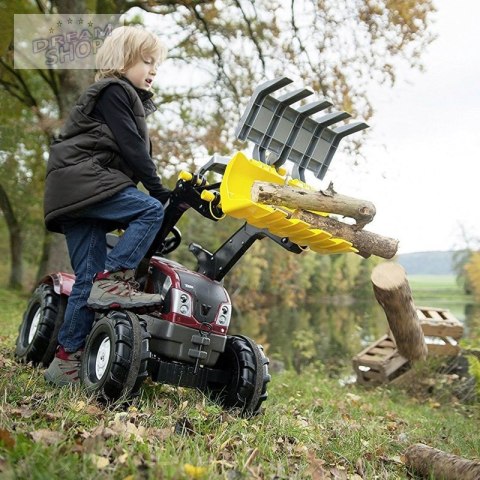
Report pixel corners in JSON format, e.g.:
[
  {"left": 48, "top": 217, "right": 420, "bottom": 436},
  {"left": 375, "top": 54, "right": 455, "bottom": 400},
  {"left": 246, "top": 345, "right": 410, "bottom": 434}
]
[
  {"left": 416, "top": 306, "right": 463, "bottom": 338},
  {"left": 353, "top": 307, "right": 464, "bottom": 385},
  {"left": 352, "top": 334, "right": 410, "bottom": 386},
  {"left": 417, "top": 306, "right": 463, "bottom": 356}
]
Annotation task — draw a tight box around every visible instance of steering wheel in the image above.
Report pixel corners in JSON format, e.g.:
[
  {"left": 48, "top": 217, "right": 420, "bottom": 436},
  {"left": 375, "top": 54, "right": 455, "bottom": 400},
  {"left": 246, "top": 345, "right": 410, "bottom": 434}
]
[{"left": 159, "top": 226, "right": 182, "bottom": 255}]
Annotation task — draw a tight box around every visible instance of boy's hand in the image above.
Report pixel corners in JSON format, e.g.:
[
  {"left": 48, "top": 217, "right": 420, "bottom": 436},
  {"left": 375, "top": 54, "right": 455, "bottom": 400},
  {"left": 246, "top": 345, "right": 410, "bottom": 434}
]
[{"left": 150, "top": 186, "right": 171, "bottom": 204}]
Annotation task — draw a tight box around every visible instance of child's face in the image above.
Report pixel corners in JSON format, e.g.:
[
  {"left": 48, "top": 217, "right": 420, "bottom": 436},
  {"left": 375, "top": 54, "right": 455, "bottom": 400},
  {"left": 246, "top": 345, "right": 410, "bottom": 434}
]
[{"left": 124, "top": 55, "right": 158, "bottom": 90}]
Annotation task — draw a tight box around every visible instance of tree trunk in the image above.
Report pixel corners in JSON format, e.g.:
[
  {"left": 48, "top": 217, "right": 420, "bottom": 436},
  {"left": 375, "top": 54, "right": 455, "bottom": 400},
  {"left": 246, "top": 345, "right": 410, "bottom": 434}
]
[
  {"left": 0, "top": 183, "right": 23, "bottom": 289},
  {"left": 404, "top": 443, "right": 480, "bottom": 479},
  {"left": 289, "top": 209, "right": 398, "bottom": 259},
  {"left": 36, "top": 231, "right": 72, "bottom": 282},
  {"left": 371, "top": 262, "right": 427, "bottom": 361},
  {"left": 252, "top": 181, "right": 376, "bottom": 228}
]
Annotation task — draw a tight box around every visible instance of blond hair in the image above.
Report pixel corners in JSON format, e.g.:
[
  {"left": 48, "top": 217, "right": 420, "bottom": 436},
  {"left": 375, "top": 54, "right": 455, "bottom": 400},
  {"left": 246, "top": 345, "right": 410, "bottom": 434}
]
[{"left": 95, "top": 26, "right": 167, "bottom": 81}]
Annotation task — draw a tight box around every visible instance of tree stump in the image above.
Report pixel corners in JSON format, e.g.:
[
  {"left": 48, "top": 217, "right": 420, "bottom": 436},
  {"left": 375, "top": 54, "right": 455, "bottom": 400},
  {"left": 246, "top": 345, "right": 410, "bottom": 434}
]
[
  {"left": 371, "top": 262, "right": 427, "bottom": 361},
  {"left": 404, "top": 443, "right": 480, "bottom": 479}
]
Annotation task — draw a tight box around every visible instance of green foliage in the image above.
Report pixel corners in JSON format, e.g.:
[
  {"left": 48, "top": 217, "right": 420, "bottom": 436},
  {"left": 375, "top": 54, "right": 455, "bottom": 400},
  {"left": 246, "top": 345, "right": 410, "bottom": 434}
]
[
  {"left": 1, "top": 0, "right": 437, "bottom": 288},
  {"left": 467, "top": 355, "right": 480, "bottom": 397},
  {"left": 0, "top": 316, "right": 479, "bottom": 480}
]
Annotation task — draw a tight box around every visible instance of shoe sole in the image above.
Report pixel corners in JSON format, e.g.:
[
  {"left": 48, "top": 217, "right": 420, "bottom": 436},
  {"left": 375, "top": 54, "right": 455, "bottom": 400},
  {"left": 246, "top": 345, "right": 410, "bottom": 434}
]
[
  {"left": 44, "top": 370, "right": 79, "bottom": 387},
  {"left": 87, "top": 300, "right": 163, "bottom": 312}
]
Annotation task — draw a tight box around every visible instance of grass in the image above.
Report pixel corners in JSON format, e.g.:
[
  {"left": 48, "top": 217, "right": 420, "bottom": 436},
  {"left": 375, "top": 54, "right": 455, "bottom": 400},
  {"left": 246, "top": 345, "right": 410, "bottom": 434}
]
[{"left": 1, "top": 287, "right": 479, "bottom": 479}]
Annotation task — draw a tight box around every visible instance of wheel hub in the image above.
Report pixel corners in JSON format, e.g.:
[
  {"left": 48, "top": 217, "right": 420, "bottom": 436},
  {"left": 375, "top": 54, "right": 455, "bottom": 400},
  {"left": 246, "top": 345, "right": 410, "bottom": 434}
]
[
  {"left": 28, "top": 309, "right": 42, "bottom": 344},
  {"left": 95, "top": 337, "right": 111, "bottom": 379}
]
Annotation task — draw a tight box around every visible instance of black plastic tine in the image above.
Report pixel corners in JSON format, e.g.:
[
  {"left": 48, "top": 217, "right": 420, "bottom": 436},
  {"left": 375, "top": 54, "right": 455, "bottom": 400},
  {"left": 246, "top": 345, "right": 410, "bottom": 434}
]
[
  {"left": 315, "top": 110, "right": 351, "bottom": 128},
  {"left": 316, "top": 121, "right": 369, "bottom": 179},
  {"left": 276, "top": 88, "right": 313, "bottom": 105},
  {"left": 295, "top": 111, "right": 351, "bottom": 178},
  {"left": 235, "top": 76, "right": 293, "bottom": 140},
  {"left": 297, "top": 100, "right": 332, "bottom": 114},
  {"left": 260, "top": 88, "right": 313, "bottom": 159},
  {"left": 331, "top": 121, "right": 369, "bottom": 139},
  {"left": 273, "top": 100, "right": 332, "bottom": 169}
]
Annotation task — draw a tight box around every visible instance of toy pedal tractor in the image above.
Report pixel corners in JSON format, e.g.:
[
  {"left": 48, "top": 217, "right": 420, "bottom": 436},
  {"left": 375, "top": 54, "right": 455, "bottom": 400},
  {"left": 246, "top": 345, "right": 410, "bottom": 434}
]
[{"left": 15, "top": 77, "right": 367, "bottom": 415}]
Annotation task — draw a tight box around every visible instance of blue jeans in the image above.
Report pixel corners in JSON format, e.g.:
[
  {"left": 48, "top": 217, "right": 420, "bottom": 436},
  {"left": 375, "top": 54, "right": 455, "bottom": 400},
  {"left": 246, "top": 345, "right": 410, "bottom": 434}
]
[{"left": 58, "top": 186, "right": 164, "bottom": 352}]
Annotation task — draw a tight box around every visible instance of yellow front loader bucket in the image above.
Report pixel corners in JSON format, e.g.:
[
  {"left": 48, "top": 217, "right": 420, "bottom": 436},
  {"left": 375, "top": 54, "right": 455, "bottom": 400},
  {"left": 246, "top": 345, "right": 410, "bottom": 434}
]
[{"left": 219, "top": 152, "right": 357, "bottom": 254}]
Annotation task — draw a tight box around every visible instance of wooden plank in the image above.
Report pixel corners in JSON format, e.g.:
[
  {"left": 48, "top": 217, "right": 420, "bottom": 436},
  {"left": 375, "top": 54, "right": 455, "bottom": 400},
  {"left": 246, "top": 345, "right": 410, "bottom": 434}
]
[
  {"left": 427, "top": 310, "right": 444, "bottom": 321},
  {"left": 421, "top": 321, "right": 464, "bottom": 339},
  {"left": 416, "top": 309, "right": 428, "bottom": 320},
  {"left": 383, "top": 354, "right": 409, "bottom": 376},
  {"left": 353, "top": 334, "right": 391, "bottom": 358},
  {"left": 425, "top": 337, "right": 461, "bottom": 356}
]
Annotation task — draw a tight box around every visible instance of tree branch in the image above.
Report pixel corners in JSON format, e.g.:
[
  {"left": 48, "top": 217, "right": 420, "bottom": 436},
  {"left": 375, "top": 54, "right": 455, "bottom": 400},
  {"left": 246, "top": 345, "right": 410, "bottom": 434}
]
[
  {"left": 0, "top": 58, "right": 38, "bottom": 108},
  {"left": 190, "top": 4, "right": 241, "bottom": 103},
  {"left": 232, "top": 0, "right": 266, "bottom": 72}
]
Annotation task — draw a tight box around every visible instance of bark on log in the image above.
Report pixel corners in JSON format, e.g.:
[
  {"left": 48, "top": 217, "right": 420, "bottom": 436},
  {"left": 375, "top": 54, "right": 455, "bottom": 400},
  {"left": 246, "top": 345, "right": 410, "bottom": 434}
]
[
  {"left": 289, "top": 209, "right": 399, "bottom": 259},
  {"left": 404, "top": 443, "right": 480, "bottom": 479},
  {"left": 252, "top": 181, "right": 376, "bottom": 228},
  {"left": 371, "top": 263, "right": 427, "bottom": 361}
]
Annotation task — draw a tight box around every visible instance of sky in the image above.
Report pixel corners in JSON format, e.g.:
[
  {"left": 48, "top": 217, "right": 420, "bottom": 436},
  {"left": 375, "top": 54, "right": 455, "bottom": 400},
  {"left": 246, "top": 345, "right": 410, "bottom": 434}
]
[{"left": 323, "top": 0, "right": 480, "bottom": 254}]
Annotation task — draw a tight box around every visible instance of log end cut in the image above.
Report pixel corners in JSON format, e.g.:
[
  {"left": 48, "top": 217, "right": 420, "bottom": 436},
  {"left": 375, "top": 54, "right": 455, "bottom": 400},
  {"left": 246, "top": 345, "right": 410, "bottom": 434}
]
[{"left": 371, "top": 262, "right": 406, "bottom": 290}]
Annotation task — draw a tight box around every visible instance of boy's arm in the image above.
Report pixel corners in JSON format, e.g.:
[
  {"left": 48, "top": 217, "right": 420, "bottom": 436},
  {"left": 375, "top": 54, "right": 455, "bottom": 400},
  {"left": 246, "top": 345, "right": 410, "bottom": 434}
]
[{"left": 93, "top": 84, "right": 170, "bottom": 203}]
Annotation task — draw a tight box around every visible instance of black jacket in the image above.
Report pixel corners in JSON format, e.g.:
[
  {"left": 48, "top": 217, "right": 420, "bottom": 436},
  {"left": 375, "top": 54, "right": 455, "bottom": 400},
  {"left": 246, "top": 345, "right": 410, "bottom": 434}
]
[{"left": 44, "top": 77, "right": 167, "bottom": 233}]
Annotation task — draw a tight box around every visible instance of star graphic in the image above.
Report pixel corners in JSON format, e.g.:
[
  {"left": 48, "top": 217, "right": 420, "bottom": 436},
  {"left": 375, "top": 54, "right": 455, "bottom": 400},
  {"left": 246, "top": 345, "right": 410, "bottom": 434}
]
[
  {"left": 49, "top": 27, "right": 54, "bottom": 34},
  {"left": 67, "top": 17, "right": 73, "bottom": 24},
  {"left": 88, "top": 21, "right": 93, "bottom": 27},
  {"left": 78, "top": 18, "right": 83, "bottom": 25},
  {"left": 57, "top": 20, "right": 62, "bottom": 27}
]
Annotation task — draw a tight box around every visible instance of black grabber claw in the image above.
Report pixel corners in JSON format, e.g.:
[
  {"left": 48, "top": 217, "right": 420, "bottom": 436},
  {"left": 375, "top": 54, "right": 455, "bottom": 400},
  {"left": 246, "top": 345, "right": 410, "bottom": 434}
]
[{"left": 235, "top": 76, "right": 369, "bottom": 182}]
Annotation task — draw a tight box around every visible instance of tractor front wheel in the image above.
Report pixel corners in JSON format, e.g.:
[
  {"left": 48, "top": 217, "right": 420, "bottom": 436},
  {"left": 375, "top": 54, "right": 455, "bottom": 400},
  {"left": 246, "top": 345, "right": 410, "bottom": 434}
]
[
  {"left": 208, "top": 335, "right": 271, "bottom": 416},
  {"left": 80, "top": 311, "right": 150, "bottom": 402}
]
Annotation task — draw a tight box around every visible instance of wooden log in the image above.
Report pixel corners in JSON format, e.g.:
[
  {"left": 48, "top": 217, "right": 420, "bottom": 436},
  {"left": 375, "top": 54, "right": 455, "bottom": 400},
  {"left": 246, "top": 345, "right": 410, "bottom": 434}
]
[
  {"left": 252, "top": 181, "right": 376, "bottom": 228},
  {"left": 371, "top": 262, "right": 427, "bottom": 361},
  {"left": 404, "top": 443, "right": 480, "bottom": 480},
  {"left": 289, "top": 209, "right": 399, "bottom": 259}
]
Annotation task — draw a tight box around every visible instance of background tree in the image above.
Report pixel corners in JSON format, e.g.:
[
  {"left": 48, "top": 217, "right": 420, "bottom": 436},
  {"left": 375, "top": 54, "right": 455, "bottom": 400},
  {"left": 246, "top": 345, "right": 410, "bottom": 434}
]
[
  {"left": 1, "top": 0, "right": 436, "bottom": 289},
  {"left": 465, "top": 252, "right": 480, "bottom": 302}
]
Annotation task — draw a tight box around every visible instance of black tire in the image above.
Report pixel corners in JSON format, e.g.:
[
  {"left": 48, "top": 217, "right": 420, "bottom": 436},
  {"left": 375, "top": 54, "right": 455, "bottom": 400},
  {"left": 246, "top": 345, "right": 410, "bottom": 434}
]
[
  {"left": 15, "top": 284, "right": 66, "bottom": 367},
  {"left": 80, "top": 311, "right": 151, "bottom": 402},
  {"left": 208, "top": 335, "right": 271, "bottom": 416}
]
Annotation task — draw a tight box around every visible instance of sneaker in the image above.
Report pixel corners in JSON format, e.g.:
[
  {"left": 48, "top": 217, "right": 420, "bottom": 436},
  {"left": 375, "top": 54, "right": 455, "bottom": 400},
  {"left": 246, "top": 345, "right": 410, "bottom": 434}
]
[
  {"left": 44, "top": 346, "right": 82, "bottom": 386},
  {"left": 87, "top": 269, "right": 163, "bottom": 311}
]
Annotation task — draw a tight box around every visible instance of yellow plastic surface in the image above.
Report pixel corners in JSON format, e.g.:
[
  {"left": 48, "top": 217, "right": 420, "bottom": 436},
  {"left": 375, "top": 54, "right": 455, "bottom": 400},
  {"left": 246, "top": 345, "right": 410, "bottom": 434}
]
[
  {"left": 219, "top": 152, "right": 357, "bottom": 255},
  {"left": 201, "top": 190, "right": 216, "bottom": 202},
  {"left": 179, "top": 170, "right": 193, "bottom": 181}
]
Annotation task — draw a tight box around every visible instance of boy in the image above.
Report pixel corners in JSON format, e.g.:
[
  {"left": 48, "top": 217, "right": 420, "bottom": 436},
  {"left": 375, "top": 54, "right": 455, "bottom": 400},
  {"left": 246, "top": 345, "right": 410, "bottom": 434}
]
[{"left": 43, "top": 26, "right": 170, "bottom": 386}]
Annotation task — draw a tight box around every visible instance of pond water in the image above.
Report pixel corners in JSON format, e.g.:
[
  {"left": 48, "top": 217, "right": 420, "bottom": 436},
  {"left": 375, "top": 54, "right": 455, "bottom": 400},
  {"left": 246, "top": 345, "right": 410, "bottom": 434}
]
[{"left": 231, "top": 297, "right": 479, "bottom": 375}]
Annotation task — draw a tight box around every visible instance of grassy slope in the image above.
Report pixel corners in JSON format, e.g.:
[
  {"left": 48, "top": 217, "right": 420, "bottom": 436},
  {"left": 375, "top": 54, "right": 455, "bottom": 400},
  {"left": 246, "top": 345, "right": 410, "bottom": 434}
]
[{"left": 1, "top": 288, "right": 479, "bottom": 479}]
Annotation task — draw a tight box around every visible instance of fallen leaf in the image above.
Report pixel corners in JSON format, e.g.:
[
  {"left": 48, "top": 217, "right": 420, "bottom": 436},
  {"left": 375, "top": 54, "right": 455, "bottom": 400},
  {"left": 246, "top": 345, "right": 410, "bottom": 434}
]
[
  {"left": 117, "top": 452, "right": 129, "bottom": 464},
  {"left": 0, "top": 429, "right": 15, "bottom": 450},
  {"left": 148, "top": 427, "right": 171, "bottom": 442},
  {"left": 10, "top": 407, "right": 35, "bottom": 418},
  {"left": 88, "top": 454, "right": 110, "bottom": 469},
  {"left": 30, "top": 429, "right": 65, "bottom": 446},
  {"left": 85, "top": 404, "right": 103, "bottom": 415},
  {"left": 307, "top": 451, "right": 329, "bottom": 480},
  {"left": 184, "top": 463, "right": 207, "bottom": 479},
  {"left": 345, "top": 393, "right": 362, "bottom": 404},
  {"left": 72, "top": 400, "right": 86, "bottom": 412}
]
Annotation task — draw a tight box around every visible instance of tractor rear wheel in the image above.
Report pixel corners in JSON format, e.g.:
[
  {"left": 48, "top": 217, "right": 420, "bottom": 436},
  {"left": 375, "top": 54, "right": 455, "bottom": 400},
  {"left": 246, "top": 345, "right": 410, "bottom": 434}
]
[
  {"left": 15, "top": 284, "right": 66, "bottom": 367},
  {"left": 208, "top": 335, "right": 270, "bottom": 416},
  {"left": 80, "top": 311, "right": 150, "bottom": 402}
]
